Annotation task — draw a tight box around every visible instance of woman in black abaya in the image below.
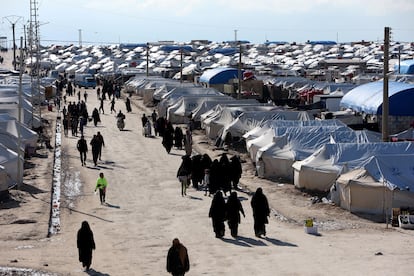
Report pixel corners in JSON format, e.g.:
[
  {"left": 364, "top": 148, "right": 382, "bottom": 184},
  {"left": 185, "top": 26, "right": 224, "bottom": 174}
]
[{"left": 77, "top": 221, "right": 96, "bottom": 271}]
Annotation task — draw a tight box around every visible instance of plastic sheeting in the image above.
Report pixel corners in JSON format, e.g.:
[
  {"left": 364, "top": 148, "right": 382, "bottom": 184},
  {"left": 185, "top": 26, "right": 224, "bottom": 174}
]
[
  {"left": 340, "top": 81, "right": 414, "bottom": 116},
  {"left": 333, "top": 154, "right": 414, "bottom": 215},
  {"left": 293, "top": 142, "right": 414, "bottom": 192}
]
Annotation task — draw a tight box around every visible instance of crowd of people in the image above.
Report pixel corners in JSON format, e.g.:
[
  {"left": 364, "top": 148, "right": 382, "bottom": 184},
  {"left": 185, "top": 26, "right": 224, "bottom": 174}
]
[{"left": 54, "top": 73, "right": 272, "bottom": 274}]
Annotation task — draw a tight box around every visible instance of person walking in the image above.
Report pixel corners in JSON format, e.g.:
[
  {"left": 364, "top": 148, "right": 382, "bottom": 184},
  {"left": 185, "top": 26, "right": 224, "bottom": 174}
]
[
  {"left": 183, "top": 129, "right": 192, "bottom": 156},
  {"left": 166, "top": 238, "right": 190, "bottom": 276},
  {"left": 125, "top": 97, "right": 132, "bottom": 113},
  {"left": 208, "top": 190, "right": 226, "bottom": 238},
  {"left": 95, "top": 172, "right": 108, "bottom": 204},
  {"left": 226, "top": 191, "right": 245, "bottom": 238},
  {"left": 90, "top": 135, "right": 100, "bottom": 166},
  {"left": 229, "top": 155, "right": 242, "bottom": 190},
  {"left": 110, "top": 97, "right": 116, "bottom": 114},
  {"left": 162, "top": 122, "right": 174, "bottom": 154},
  {"left": 62, "top": 115, "right": 69, "bottom": 137},
  {"left": 177, "top": 155, "right": 192, "bottom": 196},
  {"left": 99, "top": 97, "right": 104, "bottom": 114},
  {"left": 174, "top": 127, "right": 183, "bottom": 150},
  {"left": 92, "top": 107, "right": 100, "bottom": 127},
  {"left": 77, "top": 221, "right": 96, "bottom": 271},
  {"left": 203, "top": 168, "right": 210, "bottom": 196},
  {"left": 96, "top": 131, "right": 105, "bottom": 161},
  {"left": 76, "top": 135, "right": 88, "bottom": 166},
  {"left": 251, "top": 187, "right": 270, "bottom": 238}
]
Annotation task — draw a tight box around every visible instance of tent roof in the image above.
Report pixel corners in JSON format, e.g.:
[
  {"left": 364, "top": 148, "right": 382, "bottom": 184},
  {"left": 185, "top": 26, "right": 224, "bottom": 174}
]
[
  {"left": 363, "top": 154, "right": 414, "bottom": 191},
  {"left": 394, "top": 59, "right": 414, "bottom": 74},
  {"left": 340, "top": 81, "right": 414, "bottom": 116},
  {"left": 199, "top": 67, "right": 241, "bottom": 84}
]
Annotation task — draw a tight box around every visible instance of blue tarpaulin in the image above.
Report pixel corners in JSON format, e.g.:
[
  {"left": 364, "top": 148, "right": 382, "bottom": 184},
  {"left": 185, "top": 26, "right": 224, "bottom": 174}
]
[
  {"left": 159, "top": 45, "right": 193, "bottom": 53},
  {"left": 208, "top": 48, "right": 237, "bottom": 55},
  {"left": 340, "top": 81, "right": 414, "bottom": 116},
  {"left": 199, "top": 67, "right": 242, "bottom": 84},
  {"left": 394, "top": 59, "right": 414, "bottom": 74}
]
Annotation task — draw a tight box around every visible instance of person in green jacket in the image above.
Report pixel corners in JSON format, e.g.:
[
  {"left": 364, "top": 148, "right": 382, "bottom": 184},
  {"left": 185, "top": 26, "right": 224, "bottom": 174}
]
[{"left": 95, "top": 172, "right": 108, "bottom": 204}]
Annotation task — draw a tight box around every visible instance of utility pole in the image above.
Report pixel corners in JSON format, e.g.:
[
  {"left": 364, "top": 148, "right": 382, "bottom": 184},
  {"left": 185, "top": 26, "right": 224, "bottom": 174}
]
[
  {"left": 180, "top": 44, "right": 183, "bottom": 83},
  {"left": 238, "top": 42, "right": 242, "bottom": 99},
  {"left": 79, "top": 29, "right": 82, "bottom": 47},
  {"left": 382, "top": 27, "right": 390, "bottom": 142},
  {"left": 17, "top": 37, "right": 24, "bottom": 188},
  {"left": 234, "top": 29, "right": 238, "bottom": 44},
  {"left": 146, "top": 42, "right": 149, "bottom": 77},
  {"left": 3, "top": 15, "right": 23, "bottom": 70}
]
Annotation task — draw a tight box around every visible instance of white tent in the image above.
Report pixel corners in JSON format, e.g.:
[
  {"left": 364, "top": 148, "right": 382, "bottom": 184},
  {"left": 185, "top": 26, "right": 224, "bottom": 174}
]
[
  {"left": 203, "top": 105, "right": 278, "bottom": 139},
  {"left": 0, "top": 143, "right": 24, "bottom": 189},
  {"left": 245, "top": 119, "right": 348, "bottom": 155},
  {"left": 167, "top": 95, "right": 233, "bottom": 124},
  {"left": 0, "top": 114, "right": 38, "bottom": 155},
  {"left": 332, "top": 154, "right": 414, "bottom": 216},
  {"left": 257, "top": 128, "right": 380, "bottom": 182},
  {"left": 157, "top": 87, "right": 222, "bottom": 118},
  {"left": 220, "top": 110, "right": 311, "bottom": 143},
  {"left": 191, "top": 99, "right": 259, "bottom": 122},
  {"left": 0, "top": 166, "right": 8, "bottom": 192},
  {"left": 292, "top": 142, "right": 414, "bottom": 192}
]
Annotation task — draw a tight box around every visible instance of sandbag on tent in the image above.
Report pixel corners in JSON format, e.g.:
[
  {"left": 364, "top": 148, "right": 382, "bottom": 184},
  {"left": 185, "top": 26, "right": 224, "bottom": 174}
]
[
  {"left": 257, "top": 129, "right": 380, "bottom": 182},
  {"left": 292, "top": 142, "right": 414, "bottom": 192},
  {"left": 332, "top": 154, "right": 414, "bottom": 216},
  {"left": 167, "top": 95, "right": 232, "bottom": 124}
]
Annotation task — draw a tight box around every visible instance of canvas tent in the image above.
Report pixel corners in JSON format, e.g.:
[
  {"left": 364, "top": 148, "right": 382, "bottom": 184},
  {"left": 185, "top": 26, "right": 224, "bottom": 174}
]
[
  {"left": 220, "top": 110, "right": 312, "bottom": 143},
  {"left": 332, "top": 154, "right": 414, "bottom": 216},
  {"left": 191, "top": 99, "right": 259, "bottom": 122},
  {"left": 202, "top": 105, "right": 278, "bottom": 139},
  {"left": 0, "top": 143, "right": 24, "bottom": 189},
  {"left": 199, "top": 67, "right": 241, "bottom": 85},
  {"left": 394, "top": 59, "right": 414, "bottom": 74},
  {"left": 292, "top": 142, "right": 414, "bottom": 192},
  {"left": 0, "top": 114, "right": 38, "bottom": 155},
  {"left": 256, "top": 128, "right": 381, "bottom": 181},
  {"left": 167, "top": 95, "right": 233, "bottom": 124},
  {"left": 157, "top": 87, "right": 223, "bottom": 118},
  {"left": 340, "top": 81, "right": 414, "bottom": 116}
]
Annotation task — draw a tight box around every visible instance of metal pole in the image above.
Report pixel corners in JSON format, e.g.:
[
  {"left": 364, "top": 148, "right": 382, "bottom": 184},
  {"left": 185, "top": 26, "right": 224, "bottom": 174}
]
[
  {"left": 238, "top": 43, "right": 242, "bottom": 99},
  {"left": 382, "top": 27, "right": 390, "bottom": 142},
  {"left": 17, "top": 37, "right": 24, "bottom": 189},
  {"left": 180, "top": 46, "right": 183, "bottom": 83},
  {"left": 146, "top": 43, "right": 149, "bottom": 77},
  {"left": 12, "top": 23, "right": 17, "bottom": 70}
]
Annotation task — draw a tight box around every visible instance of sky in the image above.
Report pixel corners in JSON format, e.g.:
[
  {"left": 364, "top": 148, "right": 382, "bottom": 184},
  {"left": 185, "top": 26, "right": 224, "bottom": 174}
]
[{"left": 1, "top": 0, "right": 414, "bottom": 46}]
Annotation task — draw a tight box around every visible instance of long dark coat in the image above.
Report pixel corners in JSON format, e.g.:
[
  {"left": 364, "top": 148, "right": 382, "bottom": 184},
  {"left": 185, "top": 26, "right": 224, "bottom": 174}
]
[
  {"left": 77, "top": 221, "right": 95, "bottom": 268},
  {"left": 229, "top": 155, "right": 242, "bottom": 189},
  {"left": 219, "top": 153, "right": 232, "bottom": 193},
  {"left": 209, "top": 191, "right": 226, "bottom": 237},
  {"left": 251, "top": 188, "right": 270, "bottom": 234},
  {"left": 226, "top": 192, "right": 245, "bottom": 225},
  {"left": 166, "top": 241, "right": 190, "bottom": 275},
  {"left": 174, "top": 127, "right": 183, "bottom": 149}
]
